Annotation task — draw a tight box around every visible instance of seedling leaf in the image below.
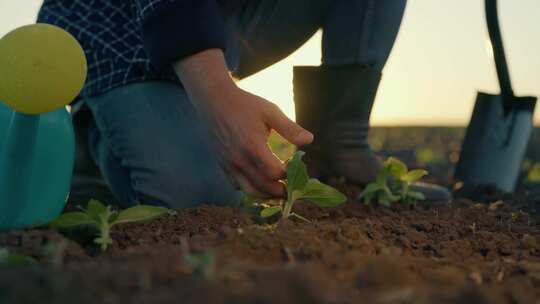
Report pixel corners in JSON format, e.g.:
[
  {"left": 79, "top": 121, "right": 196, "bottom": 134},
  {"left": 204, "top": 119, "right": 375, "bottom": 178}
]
[
  {"left": 250, "top": 150, "right": 347, "bottom": 222},
  {"left": 401, "top": 169, "right": 428, "bottom": 183},
  {"left": 260, "top": 206, "right": 282, "bottom": 218},
  {"left": 360, "top": 183, "right": 382, "bottom": 196},
  {"left": 378, "top": 193, "right": 392, "bottom": 207},
  {"left": 361, "top": 191, "right": 376, "bottom": 205},
  {"left": 376, "top": 166, "right": 390, "bottom": 185},
  {"left": 358, "top": 157, "right": 428, "bottom": 207},
  {"left": 49, "top": 212, "right": 94, "bottom": 229},
  {"left": 386, "top": 157, "right": 407, "bottom": 178},
  {"left": 297, "top": 179, "right": 347, "bottom": 207},
  {"left": 85, "top": 199, "right": 109, "bottom": 221},
  {"left": 383, "top": 185, "right": 401, "bottom": 203},
  {"left": 286, "top": 151, "right": 309, "bottom": 199},
  {"left": 50, "top": 200, "right": 175, "bottom": 251},
  {"left": 115, "top": 205, "right": 174, "bottom": 225},
  {"left": 407, "top": 190, "right": 425, "bottom": 201},
  {"left": 0, "top": 248, "right": 36, "bottom": 266}
]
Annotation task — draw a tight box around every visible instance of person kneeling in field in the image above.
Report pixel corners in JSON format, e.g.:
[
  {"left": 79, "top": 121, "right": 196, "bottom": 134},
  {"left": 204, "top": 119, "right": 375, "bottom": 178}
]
[{"left": 38, "top": 0, "right": 450, "bottom": 208}]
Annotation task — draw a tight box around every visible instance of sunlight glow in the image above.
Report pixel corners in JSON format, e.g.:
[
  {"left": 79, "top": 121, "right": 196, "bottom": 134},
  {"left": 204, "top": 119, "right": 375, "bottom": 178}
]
[{"left": 2, "top": 0, "right": 539, "bottom": 126}]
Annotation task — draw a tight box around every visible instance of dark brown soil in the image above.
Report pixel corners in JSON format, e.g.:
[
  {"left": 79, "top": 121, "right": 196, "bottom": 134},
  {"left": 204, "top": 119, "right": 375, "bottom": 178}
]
[{"left": 1, "top": 127, "right": 540, "bottom": 304}]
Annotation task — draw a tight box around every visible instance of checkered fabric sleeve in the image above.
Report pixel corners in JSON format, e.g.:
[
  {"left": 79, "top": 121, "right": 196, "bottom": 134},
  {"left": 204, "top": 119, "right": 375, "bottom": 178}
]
[
  {"left": 36, "top": 0, "right": 226, "bottom": 98},
  {"left": 136, "top": 0, "right": 227, "bottom": 68}
]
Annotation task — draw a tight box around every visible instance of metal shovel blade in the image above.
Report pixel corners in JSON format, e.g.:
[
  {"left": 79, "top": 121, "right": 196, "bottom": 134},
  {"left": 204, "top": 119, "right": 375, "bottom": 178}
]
[
  {"left": 455, "top": 0, "right": 537, "bottom": 196},
  {"left": 455, "top": 93, "right": 536, "bottom": 194}
]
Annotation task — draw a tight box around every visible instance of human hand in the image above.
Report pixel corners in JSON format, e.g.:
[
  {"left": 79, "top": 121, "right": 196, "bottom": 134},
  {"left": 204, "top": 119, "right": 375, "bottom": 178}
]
[{"left": 174, "top": 49, "right": 313, "bottom": 197}]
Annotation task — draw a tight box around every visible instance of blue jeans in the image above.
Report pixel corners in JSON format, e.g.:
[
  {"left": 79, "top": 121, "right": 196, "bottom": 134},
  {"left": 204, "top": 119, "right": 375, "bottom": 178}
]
[{"left": 81, "top": 0, "right": 407, "bottom": 208}]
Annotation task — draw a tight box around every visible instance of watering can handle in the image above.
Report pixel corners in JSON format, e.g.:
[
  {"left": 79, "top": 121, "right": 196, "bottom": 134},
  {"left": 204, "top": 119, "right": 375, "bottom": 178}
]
[{"left": 485, "top": 0, "right": 514, "bottom": 99}]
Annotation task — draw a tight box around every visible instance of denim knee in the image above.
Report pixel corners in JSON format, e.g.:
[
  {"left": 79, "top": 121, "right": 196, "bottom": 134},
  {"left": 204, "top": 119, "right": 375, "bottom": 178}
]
[
  {"left": 85, "top": 81, "right": 242, "bottom": 209},
  {"left": 130, "top": 157, "right": 241, "bottom": 209}
]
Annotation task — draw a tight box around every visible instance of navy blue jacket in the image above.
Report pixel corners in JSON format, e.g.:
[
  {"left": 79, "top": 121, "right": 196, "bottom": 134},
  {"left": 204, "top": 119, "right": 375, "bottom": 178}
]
[{"left": 37, "top": 0, "right": 226, "bottom": 97}]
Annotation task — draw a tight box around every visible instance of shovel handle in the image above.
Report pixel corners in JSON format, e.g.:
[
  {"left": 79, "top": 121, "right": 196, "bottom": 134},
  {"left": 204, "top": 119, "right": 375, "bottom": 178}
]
[{"left": 485, "top": 0, "right": 514, "bottom": 98}]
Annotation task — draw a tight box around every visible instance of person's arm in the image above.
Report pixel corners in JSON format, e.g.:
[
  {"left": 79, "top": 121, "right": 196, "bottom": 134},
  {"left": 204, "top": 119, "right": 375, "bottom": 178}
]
[
  {"left": 137, "top": 0, "right": 226, "bottom": 68},
  {"left": 137, "top": 1, "right": 313, "bottom": 197},
  {"left": 174, "top": 49, "right": 313, "bottom": 197}
]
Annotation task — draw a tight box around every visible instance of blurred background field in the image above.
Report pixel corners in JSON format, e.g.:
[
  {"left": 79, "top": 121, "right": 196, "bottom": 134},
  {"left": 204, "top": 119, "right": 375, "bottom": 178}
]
[
  {"left": 269, "top": 127, "right": 540, "bottom": 188},
  {"left": 2, "top": 0, "right": 540, "bottom": 126}
]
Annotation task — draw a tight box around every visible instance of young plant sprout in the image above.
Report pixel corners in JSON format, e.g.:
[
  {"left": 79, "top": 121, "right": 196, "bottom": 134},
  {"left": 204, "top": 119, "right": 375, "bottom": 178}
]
[
  {"left": 250, "top": 151, "right": 347, "bottom": 222},
  {"left": 50, "top": 199, "right": 176, "bottom": 251},
  {"left": 359, "top": 157, "right": 428, "bottom": 206}
]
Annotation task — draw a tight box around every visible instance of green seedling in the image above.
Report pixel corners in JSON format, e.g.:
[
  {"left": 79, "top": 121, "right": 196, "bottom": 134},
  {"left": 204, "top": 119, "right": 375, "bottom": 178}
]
[
  {"left": 50, "top": 199, "right": 176, "bottom": 251},
  {"left": 250, "top": 151, "right": 347, "bottom": 222},
  {"left": 0, "top": 248, "right": 36, "bottom": 267},
  {"left": 359, "top": 157, "right": 427, "bottom": 206},
  {"left": 184, "top": 250, "right": 216, "bottom": 280}
]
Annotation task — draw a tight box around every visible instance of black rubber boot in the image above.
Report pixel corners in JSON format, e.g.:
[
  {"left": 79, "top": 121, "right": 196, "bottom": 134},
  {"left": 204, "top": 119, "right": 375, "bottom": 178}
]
[{"left": 293, "top": 65, "right": 451, "bottom": 202}]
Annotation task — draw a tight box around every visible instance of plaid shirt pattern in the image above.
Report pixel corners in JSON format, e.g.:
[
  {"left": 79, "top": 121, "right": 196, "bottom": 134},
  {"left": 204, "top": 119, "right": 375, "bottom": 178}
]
[{"left": 37, "top": 0, "right": 179, "bottom": 98}]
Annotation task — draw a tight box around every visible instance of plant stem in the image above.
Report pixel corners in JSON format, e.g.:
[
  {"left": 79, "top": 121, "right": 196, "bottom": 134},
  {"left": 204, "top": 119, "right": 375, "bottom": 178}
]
[
  {"left": 99, "top": 220, "right": 111, "bottom": 251},
  {"left": 290, "top": 212, "right": 311, "bottom": 223},
  {"left": 282, "top": 198, "right": 294, "bottom": 219}
]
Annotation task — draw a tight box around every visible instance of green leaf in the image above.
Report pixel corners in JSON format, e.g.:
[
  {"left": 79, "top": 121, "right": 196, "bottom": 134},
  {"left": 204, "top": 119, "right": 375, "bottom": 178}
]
[
  {"left": 286, "top": 151, "right": 309, "bottom": 200},
  {"left": 85, "top": 199, "right": 109, "bottom": 222},
  {"left": 114, "top": 205, "right": 174, "bottom": 225},
  {"left": 359, "top": 183, "right": 382, "bottom": 196},
  {"left": 382, "top": 185, "right": 401, "bottom": 203},
  {"left": 260, "top": 206, "right": 282, "bottom": 218},
  {"left": 376, "top": 166, "right": 390, "bottom": 185},
  {"left": 378, "top": 193, "right": 392, "bottom": 207},
  {"left": 290, "top": 190, "right": 304, "bottom": 205},
  {"left": 2, "top": 255, "right": 36, "bottom": 266},
  {"left": 359, "top": 183, "right": 383, "bottom": 204},
  {"left": 296, "top": 179, "right": 347, "bottom": 207},
  {"left": 386, "top": 157, "right": 407, "bottom": 178},
  {"left": 401, "top": 169, "right": 428, "bottom": 183},
  {"left": 407, "top": 190, "right": 426, "bottom": 201},
  {"left": 49, "top": 212, "right": 96, "bottom": 229},
  {"left": 108, "top": 212, "right": 119, "bottom": 224},
  {"left": 362, "top": 191, "right": 376, "bottom": 205},
  {"left": 0, "top": 249, "right": 37, "bottom": 267}
]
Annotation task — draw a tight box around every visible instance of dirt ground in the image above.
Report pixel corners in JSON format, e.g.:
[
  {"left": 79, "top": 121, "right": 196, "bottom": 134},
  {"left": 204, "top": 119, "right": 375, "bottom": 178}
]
[{"left": 1, "top": 127, "right": 539, "bottom": 304}]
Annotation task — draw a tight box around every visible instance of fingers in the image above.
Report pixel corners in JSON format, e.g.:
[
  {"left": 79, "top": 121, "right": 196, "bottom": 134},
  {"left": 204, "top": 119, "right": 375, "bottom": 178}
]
[
  {"left": 226, "top": 168, "right": 269, "bottom": 198},
  {"left": 264, "top": 103, "right": 313, "bottom": 146},
  {"left": 246, "top": 142, "right": 286, "bottom": 180},
  {"left": 230, "top": 153, "right": 285, "bottom": 197}
]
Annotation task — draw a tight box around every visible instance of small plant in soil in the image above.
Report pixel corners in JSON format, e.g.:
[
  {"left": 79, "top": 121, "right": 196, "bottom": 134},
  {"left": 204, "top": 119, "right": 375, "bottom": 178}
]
[
  {"left": 359, "top": 157, "right": 427, "bottom": 206},
  {"left": 0, "top": 248, "right": 36, "bottom": 267},
  {"left": 248, "top": 150, "right": 347, "bottom": 222},
  {"left": 50, "top": 199, "right": 176, "bottom": 251}
]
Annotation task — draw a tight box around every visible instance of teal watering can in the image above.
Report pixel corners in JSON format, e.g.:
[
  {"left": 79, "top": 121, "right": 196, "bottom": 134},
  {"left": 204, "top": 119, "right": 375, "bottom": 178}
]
[{"left": 0, "top": 24, "right": 87, "bottom": 230}]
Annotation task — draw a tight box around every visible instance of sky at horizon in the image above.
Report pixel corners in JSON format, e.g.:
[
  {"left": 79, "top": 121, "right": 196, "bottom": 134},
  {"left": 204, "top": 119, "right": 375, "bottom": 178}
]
[{"left": 1, "top": 0, "right": 539, "bottom": 126}]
